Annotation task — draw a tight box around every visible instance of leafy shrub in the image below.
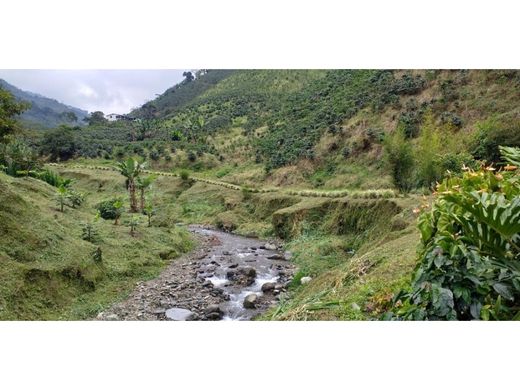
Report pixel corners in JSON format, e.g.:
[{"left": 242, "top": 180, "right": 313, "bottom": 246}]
[
  {"left": 68, "top": 189, "right": 85, "bottom": 208},
  {"left": 149, "top": 149, "right": 160, "bottom": 161},
  {"left": 471, "top": 116, "right": 520, "bottom": 164},
  {"left": 179, "top": 170, "right": 190, "bottom": 181},
  {"left": 96, "top": 198, "right": 123, "bottom": 220},
  {"left": 389, "top": 147, "right": 520, "bottom": 320}
]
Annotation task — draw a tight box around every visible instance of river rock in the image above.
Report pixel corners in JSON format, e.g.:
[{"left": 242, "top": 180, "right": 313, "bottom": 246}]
[
  {"left": 300, "top": 276, "right": 312, "bottom": 285},
  {"left": 165, "top": 307, "right": 195, "bottom": 321},
  {"left": 105, "top": 314, "right": 119, "bottom": 321},
  {"left": 264, "top": 243, "right": 277, "bottom": 250},
  {"left": 261, "top": 282, "right": 276, "bottom": 293},
  {"left": 204, "top": 304, "right": 223, "bottom": 320},
  {"left": 243, "top": 294, "right": 258, "bottom": 309},
  {"left": 267, "top": 254, "right": 285, "bottom": 260},
  {"left": 228, "top": 263, "right": 239, "bottom": 269}
]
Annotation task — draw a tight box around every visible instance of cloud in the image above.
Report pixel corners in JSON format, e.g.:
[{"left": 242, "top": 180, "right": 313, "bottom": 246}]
[{"left": 0, "top": 69, "right": 188, "bottom": 114}]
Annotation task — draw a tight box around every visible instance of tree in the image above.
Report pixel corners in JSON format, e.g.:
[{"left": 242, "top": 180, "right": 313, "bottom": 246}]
[
  {"left": 136, "top": 174, "right": 156, "bottom": 212},
  {"left": 0, "top": 87, "right": 30, "bottom": 141},
  {"left": 384, "top": 126, "right": 415, "bottom": 192},
  {"left": 40, "top": 125, "right": 77, "bottom": 161},
  {"left": 183, "top": 71, "right": 194, "bottom": 82},
  {"left": 0, "top": 136, "right": 39, "bottom": 176},
  {"left": 116, "top": 157, "right": 144, "bottom": 212},
  {"left": 84, "top": 111, "right": 107, "bottom": 126}
]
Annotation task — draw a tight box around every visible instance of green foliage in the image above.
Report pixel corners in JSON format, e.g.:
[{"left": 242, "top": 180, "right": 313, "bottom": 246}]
[
  {"left": 180, "top": 169, "right": 190, "bottom": 181},
  {"left": 144, "top": 202, "right": 155, "bottom": 227},
  {"left": 384, "top": 127, "right": 415, "bottom": 192},
  {"left": 128, "top": 215, "right": 140, "bottom": 236},
  {"left": 96, "top": 198, "right": 124, "bottom": 221},
  {"left": 0, "top": 86, "right": 30, "bottom": 140},
  {"left": 471, "top": 116, "right": 520, "bottom": 164},
  {"left": 0, "top": 137, "right": 40, "bottom": 175},
  {"left": 68, "top": 189, "right": 85, "bottom": 208},
  {"left": 117, "top": 157, "right": 145, "bottom": 212},
  {"left": 390, "top": 148, "right": 520, "bottom": 320},
  {"left": 31, "top": 168, "right": 71, "bottom": 188},
  {"left": 81, "top": 213, "right": 100, "bottom": 243},
  {"left": 55, "top": 185, "right": 70, "bottom": 212},
  {"left": 40, "top": 125, "right": 78, "bottom": 161}
]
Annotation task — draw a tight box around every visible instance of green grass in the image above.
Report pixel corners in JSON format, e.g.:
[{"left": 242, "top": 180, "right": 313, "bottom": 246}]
[{"left": 0, "top": 171, "right": 194, "bottom": 320}]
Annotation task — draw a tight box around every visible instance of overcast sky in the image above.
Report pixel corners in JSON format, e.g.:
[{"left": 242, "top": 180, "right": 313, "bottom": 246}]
[{"left": 0, "top": 70, "right": 188, "bottom": 114}]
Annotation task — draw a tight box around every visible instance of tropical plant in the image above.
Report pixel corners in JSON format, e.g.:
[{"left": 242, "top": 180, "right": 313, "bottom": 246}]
[
  {"left": 136, "top": 174, "right": 157, "bottom": 212},
  {"left": 117, "top": 157, "right": 144, "bottom": 212},
  {"left": 128, "top": 215, "right": 140, "bottom": 236},
  {"left": 55, "top": 185, "right": 69, "bottom": 212},
  {"left": 112, "top": 199, "right": 124, "bottom": 225},
  {"left": 389, "top": 147, "right": 520, "bottom": 320},
  {"left": 144, "top": 202, "right": 155, "bottom": 227}
]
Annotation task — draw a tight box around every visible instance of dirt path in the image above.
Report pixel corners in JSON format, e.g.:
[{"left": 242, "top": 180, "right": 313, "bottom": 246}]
[{"left": 97, "top": 226, "right": 295, "bottom": 321}]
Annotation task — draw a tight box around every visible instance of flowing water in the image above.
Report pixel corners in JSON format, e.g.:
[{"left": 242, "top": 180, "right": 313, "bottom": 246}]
[{"left": 189, "top": 226, "right": 294, "bottom": 320}]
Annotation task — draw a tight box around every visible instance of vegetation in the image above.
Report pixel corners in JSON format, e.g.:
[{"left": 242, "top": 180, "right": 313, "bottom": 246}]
[
  {"left": 388, "top": 147, "right": 520, "bottom": 320},
  {"left": 117, "top": 157, "right": 145, "bottom": 212},
  {"left": 1, "top": 70, "right": 520, "bottom": 321}
]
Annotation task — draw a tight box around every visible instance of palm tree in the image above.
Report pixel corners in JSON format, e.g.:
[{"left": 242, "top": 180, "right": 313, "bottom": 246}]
[
  {"left": 136, "top": 174, "right": 156, "bottom": 212},
  {"left": 116, "top": 158, "right": 144, "bottom": 212}
]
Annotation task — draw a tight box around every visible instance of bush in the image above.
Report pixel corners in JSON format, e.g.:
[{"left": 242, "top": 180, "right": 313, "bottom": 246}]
[
  {"left": 149, "top": 149, "right": 160, "bottom": 161},
  {"left": 96, "top": 198, "right": 123, "bottom": 220},
  {"left": 471, "top": 116, "right": 520, "bottom": 164},
  {"left": 179, "top": 170, "right": 190, "bottom": 182},
  {"left": 389, "top": 147, "right": 520, "bottom": 320},
  {"left": 68, "top": 189, "right": 85, "bottom": 208}
]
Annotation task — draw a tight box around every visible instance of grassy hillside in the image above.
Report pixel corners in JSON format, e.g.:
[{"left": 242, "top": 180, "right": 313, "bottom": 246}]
[{"left": 0, "top": 171, "right": 192, "bottom": 319}]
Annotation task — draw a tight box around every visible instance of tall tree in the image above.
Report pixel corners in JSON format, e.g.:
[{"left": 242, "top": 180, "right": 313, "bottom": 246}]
[
  {"left": 117, "top": 158, "right": 144, "bottom": 212},
  {"left": 0, "top": 87, "right": 30, "bottom": 141}
]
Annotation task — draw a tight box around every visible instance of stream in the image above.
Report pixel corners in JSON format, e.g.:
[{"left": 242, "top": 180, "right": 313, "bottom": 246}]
[
  {"left": 187, "top": 226, "right": 294, "bottom": 320},
  {"left": 98, "top": 226, "right": 295, "bottom": 321}
]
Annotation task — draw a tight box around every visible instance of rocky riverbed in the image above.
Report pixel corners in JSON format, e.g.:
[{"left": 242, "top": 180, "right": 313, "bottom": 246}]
[{"left": 97, "top": 226, "right": 295, "bottom": 321}]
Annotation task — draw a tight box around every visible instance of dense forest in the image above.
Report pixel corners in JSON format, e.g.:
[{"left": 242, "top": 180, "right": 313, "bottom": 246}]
[{"left": 0, "top": 69, "right": 519, "bottom": 320}]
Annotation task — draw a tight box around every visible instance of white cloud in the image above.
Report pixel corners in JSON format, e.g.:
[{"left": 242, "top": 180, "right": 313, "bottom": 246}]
[{"left": 0, "top": 69, "right": 188, "bottom": 114}]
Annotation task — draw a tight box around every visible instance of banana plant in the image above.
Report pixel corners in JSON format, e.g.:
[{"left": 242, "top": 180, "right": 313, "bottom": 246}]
[{"left": 116, "top": 158, "right": 145, "bottom": 212}]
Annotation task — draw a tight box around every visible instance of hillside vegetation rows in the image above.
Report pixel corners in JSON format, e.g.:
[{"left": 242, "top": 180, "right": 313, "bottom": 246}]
[{"left": 0, "top": 69, "right": 519, "bottom": 320}]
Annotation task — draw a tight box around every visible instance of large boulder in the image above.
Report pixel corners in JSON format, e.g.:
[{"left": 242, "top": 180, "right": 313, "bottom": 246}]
[{"left": 300, "top": 276, "right": 312, "bottom": 285}]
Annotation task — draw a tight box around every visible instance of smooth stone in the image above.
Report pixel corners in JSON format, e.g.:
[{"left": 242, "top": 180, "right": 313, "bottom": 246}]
[
  {"left": 264, "top": 243, "right": 277, "bottom": 250},
  {"left": 261, "top": 282, "right": 276, "bottom": 293},
  {"left": 267, "top": 254, "right": 285, "bottom": 260},
  {"left": 300, "top": 276, "right": 312, "bottom": 284},
  {"left": 165, "top": 307, "right": 195, "bottom": 321}
]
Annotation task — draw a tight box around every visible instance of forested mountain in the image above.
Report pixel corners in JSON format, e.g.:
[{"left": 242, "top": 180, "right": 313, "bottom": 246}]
[{"left": 0, "top": 79, "right": 88, "bottom": 128}]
